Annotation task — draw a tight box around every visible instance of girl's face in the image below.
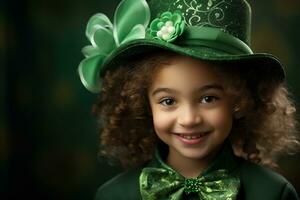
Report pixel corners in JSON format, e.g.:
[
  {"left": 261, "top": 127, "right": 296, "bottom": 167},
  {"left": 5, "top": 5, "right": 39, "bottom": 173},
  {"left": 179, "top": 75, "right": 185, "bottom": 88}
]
[{"left": 148, "top": 55, "right": 234, "bottom": 165}]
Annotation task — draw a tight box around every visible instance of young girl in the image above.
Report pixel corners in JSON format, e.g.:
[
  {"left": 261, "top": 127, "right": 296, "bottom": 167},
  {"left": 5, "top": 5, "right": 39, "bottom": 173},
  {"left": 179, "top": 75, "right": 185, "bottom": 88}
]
[{"left": 78, "top": 0, "right": 300, "bottom": 199}]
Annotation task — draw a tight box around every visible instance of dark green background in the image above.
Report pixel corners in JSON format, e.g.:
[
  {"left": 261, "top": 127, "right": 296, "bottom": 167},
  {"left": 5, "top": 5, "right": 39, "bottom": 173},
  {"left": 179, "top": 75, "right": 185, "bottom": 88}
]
[{"left": 2, "top": 0, "right": 300, "bottom": 199}]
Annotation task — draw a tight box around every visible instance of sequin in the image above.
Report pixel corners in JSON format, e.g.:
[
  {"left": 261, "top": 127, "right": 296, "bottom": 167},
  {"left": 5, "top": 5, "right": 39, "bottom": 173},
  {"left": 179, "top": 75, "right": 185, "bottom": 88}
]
[{"left": 139, "top": 150, "right": 241, "bottom": 199}]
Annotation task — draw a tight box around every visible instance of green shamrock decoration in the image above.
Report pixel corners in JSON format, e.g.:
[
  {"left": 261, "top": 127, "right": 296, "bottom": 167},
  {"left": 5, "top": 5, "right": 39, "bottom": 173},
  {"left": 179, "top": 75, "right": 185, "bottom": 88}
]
[{"left": 148, "top": 11, "right": 185, "bottom": 42}]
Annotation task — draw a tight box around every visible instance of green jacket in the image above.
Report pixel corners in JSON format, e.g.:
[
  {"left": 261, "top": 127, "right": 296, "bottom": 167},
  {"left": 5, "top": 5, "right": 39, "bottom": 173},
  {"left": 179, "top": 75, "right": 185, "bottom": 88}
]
[{"left": 95, "top": 146, "right": 299, "bottom": 200}]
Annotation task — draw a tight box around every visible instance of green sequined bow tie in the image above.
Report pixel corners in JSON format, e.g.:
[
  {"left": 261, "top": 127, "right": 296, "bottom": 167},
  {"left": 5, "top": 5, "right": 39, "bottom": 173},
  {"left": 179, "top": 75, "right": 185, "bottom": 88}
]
[
  {"left": 139, "top": 167, "right": 240, "bottom": 200},
  {"left": 139, "top": 146, "right": 240, "bottom": 200}
]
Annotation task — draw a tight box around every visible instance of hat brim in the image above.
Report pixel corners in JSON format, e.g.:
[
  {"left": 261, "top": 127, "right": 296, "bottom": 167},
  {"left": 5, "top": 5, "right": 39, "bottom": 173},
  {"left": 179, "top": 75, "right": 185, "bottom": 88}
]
[{"left": 100, "top": 39, "right": 285, "bottom": 82}]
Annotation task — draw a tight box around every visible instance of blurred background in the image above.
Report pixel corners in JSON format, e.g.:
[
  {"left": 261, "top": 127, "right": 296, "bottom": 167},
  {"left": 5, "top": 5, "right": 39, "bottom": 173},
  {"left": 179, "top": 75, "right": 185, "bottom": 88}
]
[{"left": 1, "top": 0, "right": 300, "bottom": 199}]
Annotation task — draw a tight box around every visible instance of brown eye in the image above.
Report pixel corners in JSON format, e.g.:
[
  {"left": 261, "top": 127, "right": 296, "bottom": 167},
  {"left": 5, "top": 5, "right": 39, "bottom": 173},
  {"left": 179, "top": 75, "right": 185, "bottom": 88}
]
[
  {"left": 200, "top": 96, "right": 218, "bottom": 104},
  {"left": 160, "top": 98, "right": 175, "bottom": 106}
]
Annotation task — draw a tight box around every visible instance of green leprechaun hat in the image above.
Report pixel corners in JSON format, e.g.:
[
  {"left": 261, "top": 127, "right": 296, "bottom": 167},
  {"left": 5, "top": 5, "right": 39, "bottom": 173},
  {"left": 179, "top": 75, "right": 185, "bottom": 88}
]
[{"left": 78, "top": 0, "right": 285, "bottom": 93}]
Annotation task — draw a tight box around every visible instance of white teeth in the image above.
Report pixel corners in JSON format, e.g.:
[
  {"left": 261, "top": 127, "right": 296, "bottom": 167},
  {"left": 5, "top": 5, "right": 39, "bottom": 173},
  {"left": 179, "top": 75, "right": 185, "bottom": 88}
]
[{"left": 179, "top": 133, "right": 207, "bottom": 140}]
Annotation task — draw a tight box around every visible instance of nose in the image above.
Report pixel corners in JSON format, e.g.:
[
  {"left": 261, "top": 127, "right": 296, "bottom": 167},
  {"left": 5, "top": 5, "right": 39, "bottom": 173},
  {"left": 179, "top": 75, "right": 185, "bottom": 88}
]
[{"left": 177, "top": 104, "right": 202, "bottom": 127}]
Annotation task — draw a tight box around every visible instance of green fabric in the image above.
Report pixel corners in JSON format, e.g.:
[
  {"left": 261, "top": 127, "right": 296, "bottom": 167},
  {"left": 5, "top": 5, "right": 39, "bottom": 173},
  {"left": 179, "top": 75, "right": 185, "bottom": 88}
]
[
  {"left": 176, "top": 26, "right": 253, "bottom": 54},
  {"left": 78, "top": 0, "right": 285, "bottom": 94},
  {"left": 139, "top": 144, "right": 240, "bottom": 200},
  {"left": 148, "top": 0, "right": 252, "bottom": 45},
  {"left": 78, "top": 0, "right": 150, "bottom": 93},
  {"left": 94, "top": 146, "right": 299, "bottom": 200},
  {"left": 148, "top": 11, "right": 185, "bottom": 42},
  {"left": 239, "top": 161, "right": 300, "bottom": 200},
  {"left": 94, "top": 167, "right": 143, "bottom": 200}
]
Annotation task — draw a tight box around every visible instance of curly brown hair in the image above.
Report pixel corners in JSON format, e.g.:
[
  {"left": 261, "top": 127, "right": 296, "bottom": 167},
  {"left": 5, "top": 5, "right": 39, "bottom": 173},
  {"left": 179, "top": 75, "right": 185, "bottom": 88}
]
[{"left": 92, "top": 50, "right": 299, "bottom": 169}]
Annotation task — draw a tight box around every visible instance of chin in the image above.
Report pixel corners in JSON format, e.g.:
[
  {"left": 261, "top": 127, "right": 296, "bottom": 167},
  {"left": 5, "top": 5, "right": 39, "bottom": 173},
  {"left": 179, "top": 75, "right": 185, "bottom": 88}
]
[{"left": 178, "top": 148, "right": 211, "bottom": 160}]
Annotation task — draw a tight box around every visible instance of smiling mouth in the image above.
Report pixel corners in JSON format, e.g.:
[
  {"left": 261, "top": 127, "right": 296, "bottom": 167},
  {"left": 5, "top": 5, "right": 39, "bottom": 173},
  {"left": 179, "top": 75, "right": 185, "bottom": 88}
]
[{"left": 175, "top": 132, "right": 210, "bottom": 140}]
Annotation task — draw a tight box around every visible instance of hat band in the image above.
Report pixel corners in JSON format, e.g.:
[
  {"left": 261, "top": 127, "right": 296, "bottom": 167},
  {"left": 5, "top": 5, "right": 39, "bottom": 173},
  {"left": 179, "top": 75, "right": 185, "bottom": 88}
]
[{"left": 176, "top": 27, "right": 253, "bottom": 55}]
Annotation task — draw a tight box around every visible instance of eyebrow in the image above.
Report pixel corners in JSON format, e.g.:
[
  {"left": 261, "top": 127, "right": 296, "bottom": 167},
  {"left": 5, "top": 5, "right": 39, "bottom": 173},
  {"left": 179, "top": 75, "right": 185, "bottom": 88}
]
[{"left": 151, "top": 84, "right": 224, "bottom": 96}]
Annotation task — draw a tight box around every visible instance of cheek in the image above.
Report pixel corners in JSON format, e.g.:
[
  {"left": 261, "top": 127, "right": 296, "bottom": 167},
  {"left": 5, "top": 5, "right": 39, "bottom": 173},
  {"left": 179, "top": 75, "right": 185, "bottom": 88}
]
[
  {"left": 151, "top": 108, "right": 174, "bottom": 133},
  {"left": 205, "top": 107, "right": 233, "bottom": 130}
]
